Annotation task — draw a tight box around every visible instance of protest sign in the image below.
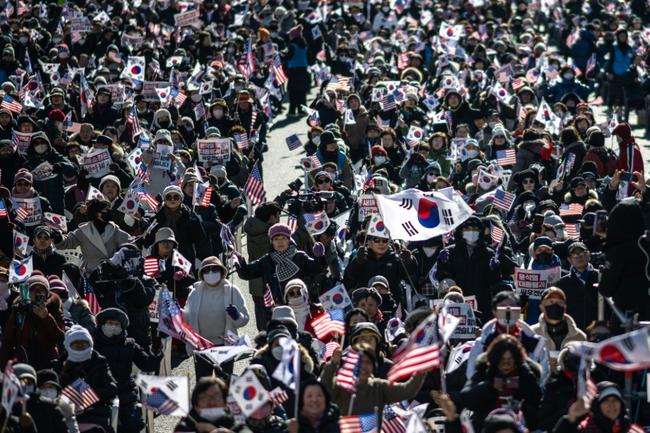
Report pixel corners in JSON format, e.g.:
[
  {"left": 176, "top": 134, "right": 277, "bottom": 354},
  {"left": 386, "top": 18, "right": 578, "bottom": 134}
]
[
  {"left": 31, "top": 161, "right": 56, "bottom": 181},
  {"left": 142, "top": 81, "right": 170, "bottom": 101},
  {"left": 358, "top": 193, "right": 379, "bottom": 221},
  {"left": 152, "top": 144, "right": 173, "bottom": 170},
  {"left": 81, "top": 148, "right": 112, "bottom": 178},
  {"left": 197, "top": 138, "right": 231, "bottom": 164},
  {"left": 13, "top": 131, "right": 32, "bottom": 155},
  {"left": 12, "top": 197, "right": 42, "bottom": 226},
  {"left": 174, "top": 9, "right": 200, "bottom": 27},
  {"left": 514, "top": 267, "right": 562, "bottom": 299}
]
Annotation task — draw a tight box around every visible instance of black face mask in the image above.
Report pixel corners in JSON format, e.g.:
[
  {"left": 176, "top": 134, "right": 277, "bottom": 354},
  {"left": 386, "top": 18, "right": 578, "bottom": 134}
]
[
  {"left": 545, "top": 304, "right": 565, "bottom": 321},
  {"left": 159, "top": 120, "right": 171, "bottom": 129},
  {"left": 536, "top": 251, "right": 553, "bottom": 264}
]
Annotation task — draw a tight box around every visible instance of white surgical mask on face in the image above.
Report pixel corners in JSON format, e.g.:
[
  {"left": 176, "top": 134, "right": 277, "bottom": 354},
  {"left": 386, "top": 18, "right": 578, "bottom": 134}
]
[
  {"left": 426, "top": 174, "right": 436, "bottom": 183},
  {"left": 423, "top": 246, "right": 438, "bottom": 257},
  {"left": 312, "top": 136, "right": 321, "bottom": 146},
  {"left": 40, "top": 388, "right": 58, "bottom": 400},
  {"left": 212, "top": 109, "right": 223, "bottom": 119},
  {"left": 466, "top": 149, "right": 479, "bottom": 159},
  {"left": 35, "top": 144, "right": 48, "bottom": 154},
  {"left": 199, "top": 407, "right": 227, "bottom": 421},
  {"left": 203, "top": 271, "right": 221, "bottom": 286},
  {"left": 102, "top": 324, "right": 122, "bottom": 338},
  {"left": 191, "top": 93, "right": 202, "bottom": 102},
  {"left": 19, "top": 37, "right": 28, "bottom": 44},
  {"left": 288, "top": 296, "right": 303, "bottom": 306},
  {"left": 67, "top": 347, "right": 92, "bottom": 362},
  {"left": 463, "top": 231, "right": 479, "bottom": 244},
  {"left": 374, "top": 155, "right": 386, "bottom": 165},
  {"left": 272, "top": 346, "right": 283, "bottom": 360}
]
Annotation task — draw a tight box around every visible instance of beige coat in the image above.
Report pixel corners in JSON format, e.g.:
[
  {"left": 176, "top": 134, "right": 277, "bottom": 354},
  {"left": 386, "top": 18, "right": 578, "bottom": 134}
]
[{"left": 531, "top": 313, "right": 586, "bottom": 354}]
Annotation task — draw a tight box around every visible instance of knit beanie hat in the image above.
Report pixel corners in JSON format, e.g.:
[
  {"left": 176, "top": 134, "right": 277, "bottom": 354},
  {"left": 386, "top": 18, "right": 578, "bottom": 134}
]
[
  {"left": 14, "top": 168, "right": 33, "bottom": 185},
  {"left": 162, "top": 185, "right": 183, "bottom": 199},
  {"left": 268, "top": 223, "right": 292, "bottom": 240},
  {"left": 99, "top": 174, "right": 121, "bottom": 191},
  {"left": 64, "top": 324, "right": 93, "bottom": 348}
]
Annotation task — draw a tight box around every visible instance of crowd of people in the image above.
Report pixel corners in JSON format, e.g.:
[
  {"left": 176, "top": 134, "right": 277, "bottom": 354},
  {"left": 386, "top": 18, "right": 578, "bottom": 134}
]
[{"left": 0, "top": 0, "right": 649, "bottom": 432}]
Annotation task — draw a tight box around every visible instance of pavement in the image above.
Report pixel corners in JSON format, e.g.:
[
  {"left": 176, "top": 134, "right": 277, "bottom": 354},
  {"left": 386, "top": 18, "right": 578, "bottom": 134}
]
[{"left": 153, "top": 95, "right": 649, "bottom": 432}]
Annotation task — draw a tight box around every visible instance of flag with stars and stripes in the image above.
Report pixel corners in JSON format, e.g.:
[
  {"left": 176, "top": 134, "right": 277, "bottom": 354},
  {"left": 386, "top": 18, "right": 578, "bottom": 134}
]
[
  {"left": 142, "top": 387, "right": 180, "bottom": 415},
  {"left": 1, "top": 95, "right": 22, "bottom": 114},
  {"left": 496, "top": 148, "right": 516, "bottom": 166},
  {"left": 311, "top": 309, "right": 345, "bottom": 340},
  {"left": 83, "top": 278, "right": 101, "bottom": 315},
  {"left": 492, "top": 188, "right": 515, "bottom": 212},
  {"left": 382, "top": 405, "right": 406, "bottom": 433},
  {"left": 158, "top": 286, "right": 215, "bottom": 350},
  {"left": 61, "top": 379, "right": 100, "bottom": 412},
  {"left": 234, "top": 133, "right": 249, "bottom": 150},
  {"left": 243, "top": 162, "right": 266, "bottom": 205},
  {"left": 559, "top": 203, "right": 584, "bottom": 217},
  {"left": 272, "top": 55, "right": 287, "bottom": 86},
  {"left": 143, "top": 257, "right": 160, "bottom": 277},
  {"left": 263, "top": 284, "right": 275, "bottom": 307},
  {"left": 0, "top": 199, "right": 7, "bottom": 218},
  {"left": 335, "top": 349, "right": 361, "bottom": 392},
  {"left": 491, "top": 223, "right": 505, "bottom": 246},
  {"left": 339, "top": 413, "right": 377, "bottom": 433}
]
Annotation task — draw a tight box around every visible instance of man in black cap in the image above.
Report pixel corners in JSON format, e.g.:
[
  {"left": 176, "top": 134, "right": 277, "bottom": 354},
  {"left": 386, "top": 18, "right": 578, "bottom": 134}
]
[
  {"left": 556, "top": 242, "right": 600, "bottom": 329},
  {"left": 31, "top": 225, "right": 67, "bottom": 277}
]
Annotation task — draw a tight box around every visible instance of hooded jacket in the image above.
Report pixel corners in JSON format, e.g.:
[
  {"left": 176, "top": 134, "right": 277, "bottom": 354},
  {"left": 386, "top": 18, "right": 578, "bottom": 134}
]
[{"left": 613, "top": 123, "right": 644, "bottom": 174}]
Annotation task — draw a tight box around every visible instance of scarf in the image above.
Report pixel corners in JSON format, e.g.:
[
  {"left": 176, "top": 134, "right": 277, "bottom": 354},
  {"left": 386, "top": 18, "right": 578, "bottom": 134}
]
[
  {"left": 163, "top": 206, "right": 182, "bottom": 232},
  {"left": 11, "top": 186, "right": 35, "bottom": 199},
  {"left": 270, "top": 244, "right": 300, "bottom": 282}
]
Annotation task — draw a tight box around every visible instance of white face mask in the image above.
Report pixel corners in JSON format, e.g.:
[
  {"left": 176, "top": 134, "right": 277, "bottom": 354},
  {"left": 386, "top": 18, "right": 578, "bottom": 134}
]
[
  {"left": 35, "top": 144, "right": 48, "bottom": 154},
  {"left": 463, "top": 231, "right": 479, "bottom": 244},
  {"left": 426, "top": 174, "right": 436, "bottom": 183},
  {"left": 191, "top": 93, "right": 202, "bottom": 102},
  {"left": 102, "top": 324, "right": 122, "bottom": 338},
  {"left": 63, "top": 298, "right": 72, "bottom": 319},
  {"left": 312, "top": 136, "right": 321, "bottom": 146},
  {"left": 203, "top": 271, "right": 221, "bottom": 286},
  {"left": 19, "top": 37, "right": 28, "bottom": 44},
  {"left": 67, "top": 347, "right": 92, "bottom": 363},
  {"left": 272, "top": 346, "right": 283, "bottom": 360},
  {"left": 466, "top": 149, "right": 479, "bottom": 159},
  {"left": 212, "top": 109, "right": 223, "bottom": 119},
  {"left": 563, "top": 73, "right": 574, "bottom": 80},
  {"left": 422, "top": 246, "right": 438, "bottom": 257},
  {"left": 199, "top": 407, "right": 227, "bottom": 422},
  {"left": 40, "top": 388, "right": 58, "bottom": 400},
  {"left": 374, "top": 156, "right": 386, "bottom": 165},
  {"left": 288, "top": 296, "right": 303, "bottom": 306}
]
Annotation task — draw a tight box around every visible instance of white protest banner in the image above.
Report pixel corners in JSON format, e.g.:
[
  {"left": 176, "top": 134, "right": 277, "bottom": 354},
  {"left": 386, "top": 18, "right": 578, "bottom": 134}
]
[
  {"left": 433, "top": 295, "right": 478, "bottom": 311},
  {"left": 121, "top": 33, "right": 144, "bottom": 50},
  {"left": 81, "top": 148, "right": 112, "bottom": 178},
  {"left": 358, "top": 193, "right": 379, "bottom": 222},
  {"left": 197, "top": 138, "right": 231, "bottom": 164},
  {"left": 69, "top": 16, "right": 91, "bottom": 33},
  {"left": 174, "top": 9, "right": 200, "bottom": 27},
  {"left": 136, "top": 374, "right": 189, "bottom": 417},
  {"left": 142, "top": 81, "right": 170, "bottom": 101},
  {"left": 152, "top": 144, "right": 173, "bottom": 170},
  {"left": 13, "top": 131, "right": 32, "bottom": 155},
  {"left": 12, "top": 197, "right": 42, "bottom": 226},
  {"left": 375, "top": 188, "right": 474, "bottom": 241},
  {"left": 198, "top": 345, "right": 255, "bottom": 366},
  {"left": 514, "top": 266, "right": 562, "bottom": 299},
  {"left": 442, "top": 302, "right": 477, "bottom": 339},
  {"left": 31, "top": 161, "right": 56, "bottom": 181}
]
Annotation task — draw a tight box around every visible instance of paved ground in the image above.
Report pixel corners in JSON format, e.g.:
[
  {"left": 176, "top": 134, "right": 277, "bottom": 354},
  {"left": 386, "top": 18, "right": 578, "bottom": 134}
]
[{"left": 152, "top": 96, "right": 648, "bottom": 432}]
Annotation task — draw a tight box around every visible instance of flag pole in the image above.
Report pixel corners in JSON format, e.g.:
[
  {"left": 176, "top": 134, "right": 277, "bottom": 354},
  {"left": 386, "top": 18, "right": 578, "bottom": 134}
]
[
  {"left": 347, "top": 394, "right": 356, "bottom": 415},
  {"left": 293, "top": 343, "right": 301, "bottom": 418},
  {"left": 374, "top": 405, "right": 380, "bottom": 432}
]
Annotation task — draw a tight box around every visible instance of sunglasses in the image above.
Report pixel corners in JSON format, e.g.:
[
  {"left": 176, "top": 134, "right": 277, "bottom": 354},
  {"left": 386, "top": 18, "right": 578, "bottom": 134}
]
[
  {"left": 165, "top": 194, "right": 181, "bottom": 201},
  {"left": 287, "top": 289, "right": 302, "bottom": 297},
  {"left": 202, "top": 266, "right": 221, "bottom": 273},
  {"left": 370, "top": 237, "right": 389, "bottom": 243},
  {"left": 316, "top": 178, "right": 331, "bottom": 184},
  {"left": 36, "top": 234, "right": 51, "bottom": 240},
  {"left": 522, "top": 179, "right": 535, "bottom": 184}
]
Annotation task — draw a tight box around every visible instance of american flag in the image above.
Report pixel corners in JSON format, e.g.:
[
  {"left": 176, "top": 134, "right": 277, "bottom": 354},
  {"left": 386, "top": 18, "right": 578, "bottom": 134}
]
[
  {"left": 339, "top": 413, "right": 377, "bottom": 433},
  {"left": 491, "top": 223, "right": 504, "bottom": 246},
  {"left": 336, "top": 349, "right": 360, "bottom": 392},
  {"left": 142, "top": 387, "right": 179, "bottom": 415},
  {"left": 170, "top": 88, "right": 187, "bottom": 108},
  {"left": 1, "top": 95, "right": 22, "bottom": 114},
  {"left": 13, "top": 203, "right": 29, "bottom": 222},
  {"left": 326, "top": 75, "right": 351, "bottom": 92},
  {"left": 559, "top": 203, "right": 584, "bottom": 217},
  {"left": 272, "top": 55, "right": 288, "bottom": 86},
  {"left": 0, "top": 199, "right": 7, "bottom": 218},
  {"left": 143, "top": 257, "right": 160, "bottom": 277},
  {"left": 382, "top": 94, "right": 396, "bottom": 112},
  {"left": 492, "top": 188, "right": 515, "bottom": 212},
  {"left": 565, "top": 223, "right": 580, "bottom": 239},
  {"left": 160, "top": 287, "right": 214, "bottom": 350},
  {"left": 496, "top": 149, "right": 516, "bottom": 166},
  {"left": 220, "top": 224, "right": 235, "bottom": 251},
  {"left": 321, "top": 341, "right": 340, "bottom": 363},
  {"left": 270, "top": 387, "right": 288, "bottom": 406},
  {"left": 387, "top": 344, "right": 440, "bottom": 383},
  {"left": 135, "top": 160, "right": 150, "bottom": 182},
  {"left": 585, "top": 377, "right": 597, "bottom": 406},
  {"left": 263, "top": 284, "right": 275, "bottom": 307},
  {"left": 512, "top": 78, "right": 525, "bottom": 90},
  {"left": 286, "top": 134, "right": 302, "bottom": 151},
  {"left": 238, "top": 38, "right": 256, "bottom": 79},
  {"left": 83, "top": 278, "right": 101, "bottom": 315},
  {"left": 383, "top": 405, "right": 406, "bottom": 433},
  {"left": 136, "top": 184, "right": 159, "bottom": 210},
  {"left": 62, "top": 379, "right": 100, "bottom": 411},
  {"left": 308, "top": 109, "right": 320, "bottom": 126},
  {"left": 234, "top": 133, "right": 249, "bottom": 149},
  {"left": 243, "top": 162, "right": 267, "bottom": 205},
  {"left": 397, "top": 52, "right": 409, "bottom": 69},
  {"left": 586, "top": 53, "right": 597, "bottom": 75},
  {"left": 287, "top": 214, "right": 298, "bottom": 233},
  {"left": 311, "top": 309, "right": 345, "bottom": 339},
  {"left": 127, "top": 104, "right": 142, "bottom": 137}
]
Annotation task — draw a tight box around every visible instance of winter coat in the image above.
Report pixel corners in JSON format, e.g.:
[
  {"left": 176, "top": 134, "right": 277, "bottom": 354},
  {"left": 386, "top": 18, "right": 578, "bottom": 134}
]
[
  {"left": 26, "top": 397, "right": 69, "bottom": 433},
  {"left": 297, "top": 403, "right": 341, "bottom": 433},
  {"left": 0, "top": 294, "right": 65, "bottom": 370},
  {"left": 460, "top": 354, "right": 542, "bottom": 432},
  {"left": 320, "top": 360, "right": 425, "bottom": 416},
  {"left": 140, "top": 148, "right": 186, "bottom": 198},
  {"left": 613, "top": 123, "right": 644, "bottom": 175},
  {"left": 30, "top": 247, "right": 67, "bottom": 277},
  {"left": 399, "top": 154, "right": 429, "bottom": 188},
  {"left": 175, "top": 410, "right": 253, "bottom": 433},
  {"left": 531, "top": 313, "right": 586, "bottom": 353},
  {"left": 24, "top": 146, "right": 75, "bottom": 214},
  {"left": 147, "top": 254, "right": 196, "bottom": 301},
  {"left": 183, "top": 278, "right": 250, "bottom": 349},
  {"left": 583, "top": 147, "right": 617, "bottom": 177},
  {"left": 92, "top": 330, "right": 161, "bottom": 399},
  {"left": 539, "top": 372, "right": 580, "bottom": 432},
  {"left": 58, "top": 350, "right": 118, "bottom": 427},
  {"left": 556, "top": 266, "right": 600, "bottom": 330},
  {"left": 236, "top": 249, "right": 327, "bottom": 303},
  {"left": 562, "top": 141, "right": 587, "bottom": 182},
  {"left": 341, "top": 107, "right": 371, "bottom": 159},
  {"left": 145, "top": 204, "right": 211, "bottom": 267},
  {"left": 244, "top": 217, "right": 272, "bottom": 297},
  {"left": 343, "top": 248, "right": 417, "bottom": 306},
  {"left": 55, "top": 221, "right": 132, "bottom": 272},
  {"left": 509, "top": 139, "right": 545, "bottom": 189},
  {"left": 599, "top": 200, "right": 650, "bottom": 319},
  {"left": 0, "top": 151, "right": 26, "bottom": 187}
]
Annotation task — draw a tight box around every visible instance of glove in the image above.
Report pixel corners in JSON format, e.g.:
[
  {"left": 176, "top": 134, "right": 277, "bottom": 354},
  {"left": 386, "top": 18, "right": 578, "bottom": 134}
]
[
  {"left": 438, "top": 248, "right": 450, "bottom": 264},
  {"left": 109, "top": 163, "right": 120, "bottom": 172},
  {"left": 51, "top": 230, "right": 63, "bottom": 244},
  {"left": 399, "top": 248, "right": 412, "bottom": 262},
  {"left": 231, "top": 251, "right": 245, "bottom": 268},
  {"left": 356, "top": 246, "right": 367, "bottom": 264},
  {"left": 226, "top": 304, "right": 240, "bottom": 320},
  {"left": 173, "top": 270, "right": 185, "bottom": 281},
  {"left": 489, "top": 255, "right": 500, "bottom": 271},
  {"left": 312, "top": 242, "right": 326, "bottom": 257}
]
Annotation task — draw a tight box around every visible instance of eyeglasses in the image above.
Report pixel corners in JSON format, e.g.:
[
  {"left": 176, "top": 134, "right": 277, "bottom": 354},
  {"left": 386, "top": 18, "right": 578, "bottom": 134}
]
[
  {"left": 316, "top": 178, "right": 331, "bottom": 184},
  {"left": 522, "top": 179, "right": 535, "bottom": 185},
  {"left": 570, "top": 250, "right": 588, "bottom": 257},
  {"left": 165, "top": 194, "right": 181, "bottom": 201},
  {"left": 370, "top": 237, "right": 389, "bottom": 243}
]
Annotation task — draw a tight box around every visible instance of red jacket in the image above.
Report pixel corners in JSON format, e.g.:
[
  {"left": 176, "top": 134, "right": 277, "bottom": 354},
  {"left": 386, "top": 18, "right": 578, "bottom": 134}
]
[{"left": 613, "top": 123, "right": 644, "bottom": 174}]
